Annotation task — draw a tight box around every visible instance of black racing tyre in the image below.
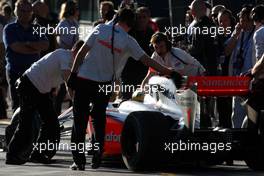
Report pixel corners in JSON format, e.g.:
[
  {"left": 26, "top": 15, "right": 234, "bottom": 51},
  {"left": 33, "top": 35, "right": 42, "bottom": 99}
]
[
  {"left": 245, "top": 110, "right": 264, "bottom": 171},
  {"left": 121, "top": 111, "right": 175, "bottom": 171}
]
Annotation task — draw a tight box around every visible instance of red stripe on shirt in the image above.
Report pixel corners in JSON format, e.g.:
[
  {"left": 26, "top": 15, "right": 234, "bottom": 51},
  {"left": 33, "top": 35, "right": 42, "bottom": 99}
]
[{"left": 97, "top": 39, "right": 122, "bottom": 54}]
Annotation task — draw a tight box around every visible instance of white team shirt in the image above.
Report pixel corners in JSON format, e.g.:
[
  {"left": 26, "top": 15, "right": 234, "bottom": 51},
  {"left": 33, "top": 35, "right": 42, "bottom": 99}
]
[
  {"left": 151, "top": 47, "right": 205, "bottom": 76},
  {"left": 25, "top": 49, "right": 73, "bottom": 93},
  {"left": 78, "top": 24, "right": 146, "bottom": 82}
]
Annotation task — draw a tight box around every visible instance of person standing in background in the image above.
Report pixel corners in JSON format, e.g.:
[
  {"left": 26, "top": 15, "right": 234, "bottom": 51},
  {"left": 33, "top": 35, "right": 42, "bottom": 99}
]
[
  {"left": 2, "top": 4, "right": 16, "bottom": 24},
  {"left": 3, "top": 0, "right": 49, "bottom": 111},
  {"left": 0, "top": 20, "right": 7, "bottom": 119},
  {"left": 55, "top": 0, "right": 79, "bottom": 115},
  {"left": 33, "top": 0, "right": 57, "bottom": 56},
  {"left": 0, "top": 0, "right": 8, "bottom": 26},
  {"left": 0, "top": 2, "right": 15, "bottom": 119},
  {"left": 216, "top": 9, "right": 236, "bottom": 129},
  {"left": 188, "top": 0, "right": 218, "bottom": 128},
  {"left": 93, "top": 1, "right": 115, "bottom": 27},
  {"left": 225, "top": 5, "right": 256, "bottom": 128},
  {"left": 188, "top": 0, "right": 218, "bottom": 76},
  {"left": 211, "top": 5, "right": 226, "bottom": 26},
  {"left": 56, "top": 0, "right": 79, "bottom": 49}
]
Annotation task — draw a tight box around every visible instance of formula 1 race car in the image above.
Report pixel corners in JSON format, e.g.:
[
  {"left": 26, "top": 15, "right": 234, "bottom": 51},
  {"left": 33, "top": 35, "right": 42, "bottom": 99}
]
[{"left": 58, "top": 75, "right": 264, "bottom": 171}]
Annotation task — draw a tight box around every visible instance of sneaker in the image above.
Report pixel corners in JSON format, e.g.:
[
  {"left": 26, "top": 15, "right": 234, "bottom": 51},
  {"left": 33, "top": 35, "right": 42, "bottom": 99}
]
[
  {"left": 29, "top": 152, "right": 54, "bottom": 164},
  {"left": 70, "top": 162, "right": 85, "bottom": 171}
]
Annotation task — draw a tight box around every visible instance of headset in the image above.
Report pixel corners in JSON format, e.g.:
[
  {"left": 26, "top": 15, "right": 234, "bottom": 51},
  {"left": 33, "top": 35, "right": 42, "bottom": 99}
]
[{"left": 251, "top": 5, "right": 264, "bottom": 22}]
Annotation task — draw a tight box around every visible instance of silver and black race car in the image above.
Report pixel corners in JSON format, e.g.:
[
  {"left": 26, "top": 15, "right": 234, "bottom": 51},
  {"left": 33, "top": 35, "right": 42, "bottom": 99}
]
[{"left": 59, "top": 75, "right": 264, "bottom": 171}]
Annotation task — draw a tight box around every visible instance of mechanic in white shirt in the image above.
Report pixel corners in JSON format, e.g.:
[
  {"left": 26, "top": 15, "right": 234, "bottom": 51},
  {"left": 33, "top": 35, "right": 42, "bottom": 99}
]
[
  {"left": 67, "top": 8, "right": 182, "bottom": 170},
  {"left": 141, "top": 32, "right": 205, "bottom": 87},
  {"left": 6, "top": 41, "right": 84, "bottom": 165}
]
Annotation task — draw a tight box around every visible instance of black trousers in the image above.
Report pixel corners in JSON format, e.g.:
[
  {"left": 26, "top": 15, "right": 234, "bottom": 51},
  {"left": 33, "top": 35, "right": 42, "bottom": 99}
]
[
  {"left": 6, "top": 70, "right": 21, "bottom": 111},
  {"left": 71, "top": 77, "right": 111, "bottom": 165},
  {"left": 54, "top": 83, "right": 68, "bottom": 115},
  {"left": 7, "top": 75, "right": 60, "bottom": 161},
  {"left": 217, "top": 97, "right": 232, "bottom": 128},
  {"left": 0, "top": 87, "right": 7, "bottom": 118}
]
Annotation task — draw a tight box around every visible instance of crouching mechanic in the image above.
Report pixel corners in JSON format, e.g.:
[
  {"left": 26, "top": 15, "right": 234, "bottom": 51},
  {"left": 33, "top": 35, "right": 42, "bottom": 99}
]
[
  {"left": 67, "top": 7, "right": 182, "bottom": 170},
  {"left": 6, "top": 40, "right": 84, "bottom": 165},
  {"left": 244, "top": 54, "right": 264, "bottom": 131},
  {"left": 141, "top": 32, "right": 205, "bottom": 87}
]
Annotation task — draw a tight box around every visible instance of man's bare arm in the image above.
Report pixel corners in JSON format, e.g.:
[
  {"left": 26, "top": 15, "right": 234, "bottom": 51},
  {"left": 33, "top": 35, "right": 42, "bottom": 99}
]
[
  {"left": 71, "top": 44, "right": 91, "bottom": 73},
  {"left": 224, "top": 23, "right": 241, "bottom": 56},
  {"left": 62, "top": 69, "right": 74, "bottom": 98},
  {"left": 139, "top": 54, "right": 173, "bottom": 75},
  {"left": 141, "top": 70, "right": 155, "bottom": 88},
  {"left": 224, "top": 37, "right": 239, "bottom": 56},
  {"left": 252, "top": 55, "right": 264, "bottom": 76}
]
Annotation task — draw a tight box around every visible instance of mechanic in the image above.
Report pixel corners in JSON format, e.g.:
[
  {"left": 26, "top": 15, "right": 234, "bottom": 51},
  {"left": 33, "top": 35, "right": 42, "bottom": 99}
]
[
  {"left": 141, "top": 32, "right": 205, "bottom": 87},
  {"left": 188, "top": 0, "right": 218, "bottom": 128},
  {"left": 67, "top": 7, "right": 182, "bottom": 170},
  {"left": 6, "top": 40, "right": 84, "bottom": 165}
]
